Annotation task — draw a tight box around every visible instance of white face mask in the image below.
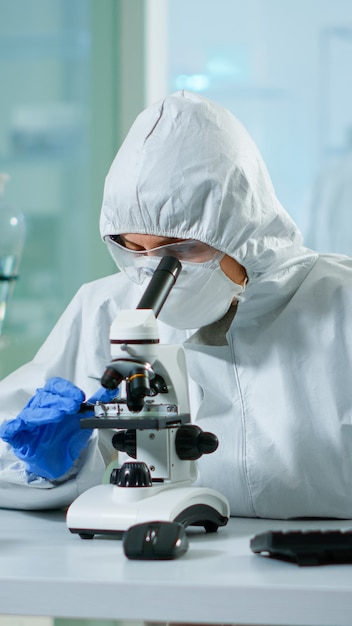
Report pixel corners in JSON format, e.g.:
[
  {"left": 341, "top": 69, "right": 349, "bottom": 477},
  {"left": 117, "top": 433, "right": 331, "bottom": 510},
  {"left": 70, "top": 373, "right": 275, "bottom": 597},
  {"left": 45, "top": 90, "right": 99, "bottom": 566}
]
[{"left": 137, "top": 257, "right": 246, "bottom": 330}]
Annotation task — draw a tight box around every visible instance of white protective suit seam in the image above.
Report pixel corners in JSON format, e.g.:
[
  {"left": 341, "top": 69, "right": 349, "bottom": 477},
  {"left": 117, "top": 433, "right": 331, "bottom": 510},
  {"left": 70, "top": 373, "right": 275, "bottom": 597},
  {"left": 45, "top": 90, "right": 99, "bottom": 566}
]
[{"left": 229, "top": 336, "right": 257, "bottom": 517}]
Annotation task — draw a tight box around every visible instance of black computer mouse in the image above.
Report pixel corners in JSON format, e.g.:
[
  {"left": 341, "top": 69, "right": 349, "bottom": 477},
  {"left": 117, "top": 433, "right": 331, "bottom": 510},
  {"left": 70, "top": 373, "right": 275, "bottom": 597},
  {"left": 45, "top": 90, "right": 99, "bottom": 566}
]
[{"left": 123, "top": 520, "right": 189, "bottom": 560}]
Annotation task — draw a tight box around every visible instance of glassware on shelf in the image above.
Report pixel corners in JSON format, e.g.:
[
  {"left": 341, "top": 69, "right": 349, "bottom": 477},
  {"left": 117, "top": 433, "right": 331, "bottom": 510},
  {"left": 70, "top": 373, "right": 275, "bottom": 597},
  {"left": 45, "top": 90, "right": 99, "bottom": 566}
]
[{"left": 0, "top": 173, "right": 26, "bottom": 338}]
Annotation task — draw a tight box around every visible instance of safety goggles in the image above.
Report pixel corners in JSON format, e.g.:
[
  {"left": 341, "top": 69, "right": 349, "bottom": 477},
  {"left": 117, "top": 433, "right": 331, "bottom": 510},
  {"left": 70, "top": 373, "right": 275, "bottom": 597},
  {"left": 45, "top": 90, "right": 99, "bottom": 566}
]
[{"left": 105, "top": 235, "right": 224, "bottom": 283}]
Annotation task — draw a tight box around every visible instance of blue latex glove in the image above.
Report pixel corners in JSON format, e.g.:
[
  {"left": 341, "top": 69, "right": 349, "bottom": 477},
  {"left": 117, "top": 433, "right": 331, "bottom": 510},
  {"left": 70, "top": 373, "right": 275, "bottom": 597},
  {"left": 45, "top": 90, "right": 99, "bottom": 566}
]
[{"left": 0, "top": 377, "right": 117, "bottom": 481}]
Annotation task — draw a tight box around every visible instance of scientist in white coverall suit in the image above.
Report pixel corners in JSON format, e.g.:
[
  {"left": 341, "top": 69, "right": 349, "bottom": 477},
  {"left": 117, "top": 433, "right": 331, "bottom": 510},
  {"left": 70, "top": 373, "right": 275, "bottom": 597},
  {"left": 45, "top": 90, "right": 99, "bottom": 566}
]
[{"left": 0, "top": 90, "right": 351, "bottom": 519}]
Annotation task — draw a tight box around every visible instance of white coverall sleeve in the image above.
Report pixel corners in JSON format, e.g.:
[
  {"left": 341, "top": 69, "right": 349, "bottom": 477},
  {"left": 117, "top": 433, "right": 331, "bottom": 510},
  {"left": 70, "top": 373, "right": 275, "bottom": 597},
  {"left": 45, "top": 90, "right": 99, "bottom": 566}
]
[{"left": 0, "top": 282, "right": 111, "bottom": 509}]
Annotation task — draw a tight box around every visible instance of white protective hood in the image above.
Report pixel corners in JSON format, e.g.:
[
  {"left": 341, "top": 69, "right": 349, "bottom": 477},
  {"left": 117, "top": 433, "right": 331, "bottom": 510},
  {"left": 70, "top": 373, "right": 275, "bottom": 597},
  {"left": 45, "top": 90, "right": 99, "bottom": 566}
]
[
  {"left": 100, "top": 90, "right": 316, "bottom": 319},
  {"left": 100, "top": 90, "right": 299, "bottom": 267}
]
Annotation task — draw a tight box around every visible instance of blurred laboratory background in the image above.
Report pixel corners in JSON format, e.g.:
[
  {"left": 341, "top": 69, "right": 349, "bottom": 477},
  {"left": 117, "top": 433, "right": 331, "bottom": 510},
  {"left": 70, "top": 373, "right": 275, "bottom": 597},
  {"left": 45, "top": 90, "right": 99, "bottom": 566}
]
[{"left": 1, "top": 0, "right": 352, "bottom": 379}]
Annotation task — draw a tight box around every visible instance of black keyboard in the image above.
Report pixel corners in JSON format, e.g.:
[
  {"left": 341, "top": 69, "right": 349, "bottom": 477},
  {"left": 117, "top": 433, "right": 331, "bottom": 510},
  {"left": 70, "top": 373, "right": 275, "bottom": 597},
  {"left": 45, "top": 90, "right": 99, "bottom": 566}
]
[{"left": 250, "top": 529, "right": 352, "bottom": 565}]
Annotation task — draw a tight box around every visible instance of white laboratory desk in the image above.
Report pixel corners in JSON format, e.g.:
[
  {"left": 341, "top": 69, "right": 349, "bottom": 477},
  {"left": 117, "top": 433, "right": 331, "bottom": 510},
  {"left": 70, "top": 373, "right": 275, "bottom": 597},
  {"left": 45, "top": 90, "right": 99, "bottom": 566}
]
[{"left": 1, "top": 509, "right": 352, "bottom": 625}]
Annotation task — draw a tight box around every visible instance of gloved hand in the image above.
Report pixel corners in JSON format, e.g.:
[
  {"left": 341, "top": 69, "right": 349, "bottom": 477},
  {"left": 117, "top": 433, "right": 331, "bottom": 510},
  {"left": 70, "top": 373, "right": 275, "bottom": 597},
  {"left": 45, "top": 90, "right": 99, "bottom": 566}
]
[{"left": 0, "top": 377, "right": 118, "bottom": 481}]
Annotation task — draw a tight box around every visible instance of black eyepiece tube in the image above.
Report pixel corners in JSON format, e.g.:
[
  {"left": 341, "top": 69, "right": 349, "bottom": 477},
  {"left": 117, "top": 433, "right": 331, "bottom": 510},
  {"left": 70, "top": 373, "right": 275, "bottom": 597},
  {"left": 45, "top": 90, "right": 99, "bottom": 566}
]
[{"left": 136, "top": 256, "right": 181, "bottom": 318}]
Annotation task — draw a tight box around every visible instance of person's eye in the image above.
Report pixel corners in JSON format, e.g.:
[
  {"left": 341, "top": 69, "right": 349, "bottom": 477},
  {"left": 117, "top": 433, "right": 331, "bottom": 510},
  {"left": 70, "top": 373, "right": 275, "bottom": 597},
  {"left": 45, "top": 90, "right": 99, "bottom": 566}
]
[
  {"left": 116, "top": 236, "right": 144, "bottom": 252},
  {"left": 110, "top": 235, "right": 121, "bottom": 244}
]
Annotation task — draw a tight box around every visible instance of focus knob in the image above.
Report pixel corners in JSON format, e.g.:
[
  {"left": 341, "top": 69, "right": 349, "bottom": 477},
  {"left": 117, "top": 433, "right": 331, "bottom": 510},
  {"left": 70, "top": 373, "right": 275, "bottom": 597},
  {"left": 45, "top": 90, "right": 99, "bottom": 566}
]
[
  {"left": 175, "top": 424, "right": 219, "bottom": 460},
  {"left": 113, "top": 461, "right": 152, "bottom": 487}
]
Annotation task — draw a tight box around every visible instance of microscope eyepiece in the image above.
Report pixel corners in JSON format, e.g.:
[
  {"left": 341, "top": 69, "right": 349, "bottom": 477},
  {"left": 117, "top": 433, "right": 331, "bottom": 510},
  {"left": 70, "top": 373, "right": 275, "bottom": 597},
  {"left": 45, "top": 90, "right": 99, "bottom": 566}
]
[{"left": 136, "top": 256, "right": 181, "bottom": 317}]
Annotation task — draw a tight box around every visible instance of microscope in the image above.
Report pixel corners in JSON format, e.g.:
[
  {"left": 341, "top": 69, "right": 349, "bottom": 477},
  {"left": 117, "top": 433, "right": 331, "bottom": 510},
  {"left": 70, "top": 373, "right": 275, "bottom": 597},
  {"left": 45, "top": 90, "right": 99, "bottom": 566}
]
[{"left": 66, "top": 256, "right": 230, "bottom": 539}]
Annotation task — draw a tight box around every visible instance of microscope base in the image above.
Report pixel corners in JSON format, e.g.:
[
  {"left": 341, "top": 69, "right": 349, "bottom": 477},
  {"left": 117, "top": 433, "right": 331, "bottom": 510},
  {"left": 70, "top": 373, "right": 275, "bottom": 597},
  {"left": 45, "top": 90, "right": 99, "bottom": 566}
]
[{"left": 66, "top": 483, "right": 230, "bottom": 538}]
